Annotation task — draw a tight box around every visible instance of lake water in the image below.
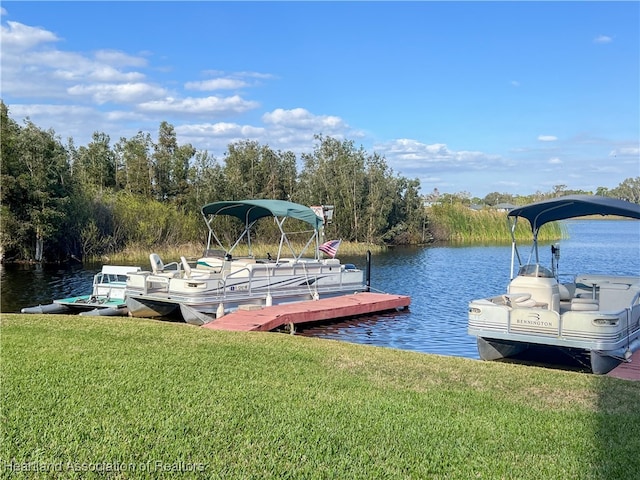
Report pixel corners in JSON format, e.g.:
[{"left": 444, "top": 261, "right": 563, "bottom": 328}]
[{"left": 2, "top": 220, "right": 639, "bottom": 360}]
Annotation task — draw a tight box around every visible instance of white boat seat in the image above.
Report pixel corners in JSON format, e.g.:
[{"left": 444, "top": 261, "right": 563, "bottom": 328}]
[
  {"left": 180, "top": 256, "right": 213, "bottom": 279},
  {"left": 149, "top": 253, "right": 180, "bottom": 275},
  {"left": 181, "top": 256, "right": 193, "bottom": 278},
  {"left": 571, "top": 297, "right": 599, "bottom": 311}
]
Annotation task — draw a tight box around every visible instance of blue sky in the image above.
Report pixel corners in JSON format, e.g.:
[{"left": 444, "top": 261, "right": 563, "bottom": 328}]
[{"left": 1, "top": 1, "right": 638, "bottom": 198}]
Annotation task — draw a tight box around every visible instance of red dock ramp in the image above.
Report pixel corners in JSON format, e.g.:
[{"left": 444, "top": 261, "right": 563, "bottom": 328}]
[
  {"left": 202, "top": 292, "right": 410, "bottom": 332},
  {"left": 608, "top": 351, "right": 640, "bottom": 381}
]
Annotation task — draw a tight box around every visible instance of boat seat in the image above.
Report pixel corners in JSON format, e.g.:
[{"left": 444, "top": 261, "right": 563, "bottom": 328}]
[
  {"left": 149, "top": 253, "right": 180, "bottom": 275},
  {"left": 180, "top": 256, "right": 213, "bottom": 279},
  {"left": 181, "top": 256, "right": 193, "bottom": 278},
  {"left": 571, "top": 297, "right": 599, "bottom": 311}
]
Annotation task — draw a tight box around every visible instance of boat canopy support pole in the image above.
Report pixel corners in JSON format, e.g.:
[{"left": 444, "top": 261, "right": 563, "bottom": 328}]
[
  {"left": 509, "top": 217, "right": 520, "bottom": 279},
  {"left": 273, "top": 215, "right": 318, "bottom": 261},
  {"left": 228, "top": 220, "right": 258, "bottom": 256}
]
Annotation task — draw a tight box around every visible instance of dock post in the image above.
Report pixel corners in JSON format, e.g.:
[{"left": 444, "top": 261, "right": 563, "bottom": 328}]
[
  {"left": 365, "top": 250, "right": 371, "bottom": 292},
  {"left": 216, "top": 302, "right": 225, "bottom": 318}
]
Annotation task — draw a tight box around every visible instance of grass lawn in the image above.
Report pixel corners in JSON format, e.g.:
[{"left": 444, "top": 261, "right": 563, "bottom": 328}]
[{"left": 1, "top": 314, "right": 639, "bottom": 479}]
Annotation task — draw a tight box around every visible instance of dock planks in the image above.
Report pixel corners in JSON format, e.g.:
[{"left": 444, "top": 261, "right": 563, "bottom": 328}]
[
  {"left": 201, "top": 292, "right": 410, "bottom": 332},
  {"left": 607, "top": 350, "right": 640, "bottom": 381}
]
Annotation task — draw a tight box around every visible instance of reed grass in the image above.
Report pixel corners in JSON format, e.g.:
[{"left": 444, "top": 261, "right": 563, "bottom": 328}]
[
  {"left": 2, "top": 314, "right": 639, "bottom": 479},
  {"left": 91, "top": 241, "right": 385, "bottom": 265},
  {"left": 427, "top": 203, "right": 565, "bottom": 243}
]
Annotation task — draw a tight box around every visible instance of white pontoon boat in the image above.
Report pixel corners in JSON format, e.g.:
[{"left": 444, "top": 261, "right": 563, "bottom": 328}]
[
  {"left": 468, "top": 195, "right": 640, "bottom": 374},
  {"left": 125, "top": 200, "right": 367, "bottom": 325}
]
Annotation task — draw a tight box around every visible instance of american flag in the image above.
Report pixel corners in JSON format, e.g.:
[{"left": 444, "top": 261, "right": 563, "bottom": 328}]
[{"left": 319, "top": 239, "right": 341, "bottom": 258}]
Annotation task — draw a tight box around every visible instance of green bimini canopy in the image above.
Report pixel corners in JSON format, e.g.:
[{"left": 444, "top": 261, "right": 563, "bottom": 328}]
[
  {"left": 201, "top": 200, "right": 323, "bottom": 230},
  {"left": 508, "top": 195, "right": 640, "bottom": 232}
]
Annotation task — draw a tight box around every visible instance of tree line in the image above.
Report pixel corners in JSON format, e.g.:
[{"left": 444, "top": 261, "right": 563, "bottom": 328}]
[
  {"left": 2, "top": 101, "right": 638, "bottom": 263},
  {"left": 0, "top": 102, "right": 424, "bottom": 263}
]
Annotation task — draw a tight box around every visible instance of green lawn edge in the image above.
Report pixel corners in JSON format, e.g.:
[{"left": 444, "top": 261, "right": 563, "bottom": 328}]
[{"left": 2, "top": 314, "right": 639, "bottom": 479}]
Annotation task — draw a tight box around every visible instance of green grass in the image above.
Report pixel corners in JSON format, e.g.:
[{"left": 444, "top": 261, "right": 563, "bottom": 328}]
[{"left": 2, "top": 314, "right": 639, "bottom": 479}]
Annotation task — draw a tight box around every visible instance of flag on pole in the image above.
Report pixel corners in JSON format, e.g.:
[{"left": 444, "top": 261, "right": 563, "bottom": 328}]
[{"left": 319, "top": 239, "right": 341, "bottom": 258}]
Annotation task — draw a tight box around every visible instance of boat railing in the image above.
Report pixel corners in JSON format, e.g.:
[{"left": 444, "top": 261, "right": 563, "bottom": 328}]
[
  {"left": 216, "top": 261, "right": 356, "bottom": 301},
  {"left": 141, "top": 274, "right": 174, "bottom": 294}
]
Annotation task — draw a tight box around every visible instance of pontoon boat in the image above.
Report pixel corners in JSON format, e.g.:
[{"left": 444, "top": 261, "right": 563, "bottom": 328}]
[
  {"left": 468, "top": 195, "right": 640, "bottom": 374},
  {"left": 125, "top": 200, "right": 367, "bottom": 325}
]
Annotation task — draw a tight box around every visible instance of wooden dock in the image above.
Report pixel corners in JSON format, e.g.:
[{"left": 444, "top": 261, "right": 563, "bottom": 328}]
[
  {"left": 201, "top": 292, "right": 410, "bottom": 332},
  {"left": 607, "top": 350, "right": 640, "bottom": 381}
]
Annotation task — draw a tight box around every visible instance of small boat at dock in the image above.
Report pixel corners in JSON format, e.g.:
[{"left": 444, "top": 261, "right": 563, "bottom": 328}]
[
  {"left": 468, "top": 195, "right": 640, "bottom": 374},
  {"left": 21, "top": 265, "right": 141, "bottom": 316}
]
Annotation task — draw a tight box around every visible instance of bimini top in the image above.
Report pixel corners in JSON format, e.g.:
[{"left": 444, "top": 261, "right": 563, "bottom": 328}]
[
  {"left": 201, "top": 199, "right": 323, "bottom": 230},
  {"left": 509, "top": 195, "right": 640, "bottom": 232}
]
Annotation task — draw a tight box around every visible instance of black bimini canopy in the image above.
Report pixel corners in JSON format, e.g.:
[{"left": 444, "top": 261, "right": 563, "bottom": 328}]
[
  {"left": 508, "top": 195, "right": 640, "bottom": 232},
  {"left": 201, "top": 199, "right": 323, "bottom": 230}
]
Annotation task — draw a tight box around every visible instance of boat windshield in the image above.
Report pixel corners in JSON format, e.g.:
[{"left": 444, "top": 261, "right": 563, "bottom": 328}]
[
  {"left": 95, "top": 273, "right": 129, "bottom": 284},
  {"left": 518, "top": 264, "right": 554, "bottom": 278}
]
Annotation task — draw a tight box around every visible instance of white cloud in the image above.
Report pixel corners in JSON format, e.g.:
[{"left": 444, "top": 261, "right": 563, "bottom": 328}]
[
  {"left": 68, "top": 83, "right": 169, "bottom": 104},
  {"left": 1, "top": 19, "right": 152, "bottom": 102},
  {"left": 594, "top": 34, "right": 612, "bottom": 44},
  {"left": 0, "top": 20, "right": 58, "bottom": 51},
  {"left": 262, "top": 108, "right": 347, "bottom": 132},
  {"left": 176, "top": 122, "right": 269, "bottom": 157},
  {"left": 609, "top": 147, "right": 640, "bottom": 157},
  {"left": 548, "top": 157, "right": 562, "bottom": 164},
  {"left": 185, "top": 78, "right": 249, "bottom": 91},
  {"left": 93, "top": 49, "right": 148, "bottom": 68},
  {"left": 538, "top": 135, "right": 558, "bottom": 142},
  {"left": 510, "top": 80, "right": 520, "bottom": 87},
  {"left": 138, "top": 95, "right": 259, "bottom": 116},
  {"left": 55, "top": 65, "right": 145, "bottom": 83},
  {"left": 6, "top": 103, "right": 129, "bottom": 144},
  {"left": 177, "top": 122, "right": 265, "bottom": 138},
  {"left": 374, "top": 138, "right": 503, "bottom": 172}
]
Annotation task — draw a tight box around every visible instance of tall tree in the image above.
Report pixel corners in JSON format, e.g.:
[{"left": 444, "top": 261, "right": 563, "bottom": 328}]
[
  {"left": 222, "top": 140, "right": 260, "bottom": 199},
  {"left": 363, "top": 152, "right": 395, "bottom": 243},
  {"left": 116, "top": 132, "right": 153, "bottom": 197},
  {"left": 71, "top": 131, "right": 116, "bottom": 192},
  {"left": 2, "top": 114, "right": 76, "bottom": 261},
  {"left": 0, "top": 102, "right": 23, "bottom": 260},
  {"left": 186, "top": 150, "right": 225, "bottom": 211},
  {"left": 299, "top": 135, "right": 366, "bottom": 241},
  {"left": 222, "top": 140, "right": 297, "bottom": 201},
  {"left": 153, "top": 121, "right": 195, "bottom": 202}
]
